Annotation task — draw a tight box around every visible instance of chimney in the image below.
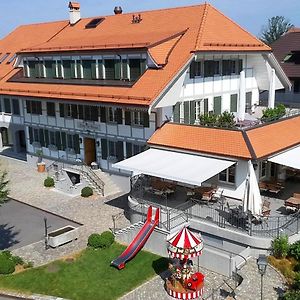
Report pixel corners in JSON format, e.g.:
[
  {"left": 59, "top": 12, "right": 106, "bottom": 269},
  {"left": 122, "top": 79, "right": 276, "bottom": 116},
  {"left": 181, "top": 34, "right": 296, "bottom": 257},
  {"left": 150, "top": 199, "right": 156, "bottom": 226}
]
[
  {"left": 114, "top": 6, "right": 123, "bottom": 15},
  {"left": 68, "top": 2, "right": 81, "bottom": 25}
]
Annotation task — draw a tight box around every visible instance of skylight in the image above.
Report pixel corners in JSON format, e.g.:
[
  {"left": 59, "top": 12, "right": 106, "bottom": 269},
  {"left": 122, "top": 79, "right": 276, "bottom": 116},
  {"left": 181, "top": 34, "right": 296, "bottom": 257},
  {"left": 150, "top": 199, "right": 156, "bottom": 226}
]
[
  {"left": 85, "top": 18, "right": 104, "bottom": 29},
  {"left": 0, "top": 53, "right": 10, "bottom": 64}
]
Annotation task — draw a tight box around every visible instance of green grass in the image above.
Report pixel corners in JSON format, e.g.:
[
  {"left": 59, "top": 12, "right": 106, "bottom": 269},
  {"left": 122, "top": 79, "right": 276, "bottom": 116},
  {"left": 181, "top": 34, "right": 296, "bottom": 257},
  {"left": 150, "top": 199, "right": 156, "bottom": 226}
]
[{"left": 0, "top": 243, "right": 168, "bottom": 300}]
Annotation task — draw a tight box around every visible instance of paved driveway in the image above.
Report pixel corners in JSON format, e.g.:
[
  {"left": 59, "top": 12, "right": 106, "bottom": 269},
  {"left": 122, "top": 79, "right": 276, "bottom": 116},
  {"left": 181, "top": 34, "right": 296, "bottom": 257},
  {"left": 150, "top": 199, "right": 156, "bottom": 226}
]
[{"left": 0, "top": 199, "right": 80, "bottom": 250}]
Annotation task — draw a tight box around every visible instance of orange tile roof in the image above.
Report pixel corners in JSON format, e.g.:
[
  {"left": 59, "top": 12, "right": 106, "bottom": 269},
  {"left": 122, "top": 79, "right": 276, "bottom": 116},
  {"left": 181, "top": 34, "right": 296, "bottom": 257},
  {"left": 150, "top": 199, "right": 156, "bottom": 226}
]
[
  {"left": 148, "top": 123, "right": 251, "bottom": 159},
  {"left": 246, "top": 116, "right": 300, "bottom": 159},
  {"left": 148, "top": 116, "right": 300, "bottom": 160},
  {"left": 0, "top": 3, "right": 271, "bottom": 106}
]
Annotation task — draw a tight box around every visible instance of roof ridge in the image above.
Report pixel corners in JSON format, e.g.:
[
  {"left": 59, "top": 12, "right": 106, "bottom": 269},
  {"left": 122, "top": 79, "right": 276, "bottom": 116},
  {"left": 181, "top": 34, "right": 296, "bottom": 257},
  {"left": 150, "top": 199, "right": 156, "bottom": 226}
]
[
  {"left": 207, "top": 4, "right": 270, "bottom": 50},
  {"left": 194, "top": 3, "right": 210, "bottom": 50},
  {"left": 242, "top": 130, "right": 257, "bottom": 160}
]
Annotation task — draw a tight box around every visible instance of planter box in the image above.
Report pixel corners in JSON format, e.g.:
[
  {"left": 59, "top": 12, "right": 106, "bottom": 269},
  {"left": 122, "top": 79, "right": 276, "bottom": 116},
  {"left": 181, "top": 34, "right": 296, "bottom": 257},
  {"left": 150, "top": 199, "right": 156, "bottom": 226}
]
[{"left": 47, "top": 225, "right": 78, "bottom": 248}]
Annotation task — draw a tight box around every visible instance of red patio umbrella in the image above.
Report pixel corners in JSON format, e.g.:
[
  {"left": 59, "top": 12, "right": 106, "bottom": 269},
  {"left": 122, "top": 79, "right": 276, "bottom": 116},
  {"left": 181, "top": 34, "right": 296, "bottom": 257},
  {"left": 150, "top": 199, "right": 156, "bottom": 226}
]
[{"left": 167, "top": 227, "right": 204, "bottom": 260}]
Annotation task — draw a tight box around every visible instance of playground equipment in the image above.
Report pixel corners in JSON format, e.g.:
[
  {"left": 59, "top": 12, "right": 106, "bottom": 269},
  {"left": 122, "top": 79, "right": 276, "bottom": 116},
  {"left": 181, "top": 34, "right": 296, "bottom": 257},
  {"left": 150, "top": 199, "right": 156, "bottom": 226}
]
[
  {"left": 166, "top": 227, "right": 205, "bottom": 299},
  {"left": 111, "top": 206, "right": 159, "bottom": 269}
]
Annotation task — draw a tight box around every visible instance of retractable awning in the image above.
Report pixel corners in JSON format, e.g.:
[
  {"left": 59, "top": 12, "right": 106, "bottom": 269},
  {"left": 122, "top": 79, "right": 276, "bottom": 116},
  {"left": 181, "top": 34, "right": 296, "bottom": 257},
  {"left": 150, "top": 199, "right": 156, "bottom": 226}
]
[
  {"left": 268, "top": 145, "right": 300, "bottom": 170},
  {"left": 113, "top": 148, "right": 235, "bottom": 186}
]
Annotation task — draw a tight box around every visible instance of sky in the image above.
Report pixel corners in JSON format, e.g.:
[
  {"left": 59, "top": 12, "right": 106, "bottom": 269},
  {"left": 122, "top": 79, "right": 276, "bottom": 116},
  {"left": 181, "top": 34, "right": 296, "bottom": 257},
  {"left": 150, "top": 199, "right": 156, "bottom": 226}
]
[{"left": 0, "top": 0, "right": 299, "bottom": 39}]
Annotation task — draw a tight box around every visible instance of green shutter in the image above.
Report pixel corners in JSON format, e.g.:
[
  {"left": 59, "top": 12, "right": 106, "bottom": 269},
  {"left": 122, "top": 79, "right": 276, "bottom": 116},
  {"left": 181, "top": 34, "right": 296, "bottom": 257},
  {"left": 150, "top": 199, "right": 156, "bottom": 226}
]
[
  {"left": 70, "top": 61, "right": 76, "bottom": 78},
  {"left": 122, "top": 59, "right": 128, "bottom": 79},
  {"left": 98, "top": 59, "right": 104, "bottom": 79},
  {"left": 100, "top": 107, "right": 106, "bottom": 123},
  {"left": 213, "top": 96, "right": 222, "bottom": 115},
  {"left": 59, "top": 103, "right": 65, "bottom": 117},
  {"left": 57, "top": 61, "right": 62, "bottom": 78},
  {"left": 173, "top": 102, "right": 180, "bottom": 122},
  {"left": 76, "top": 60, "right": 82, "bottom": 78},
  {"left": 204, "top": 98, "right": 209, "bottom": 114},
  {"left": 44, "top": 61, "right": 54, "bottom": 78},
  {"left": 101, "top": 139, "right": 108, "bottom": 160},
  {"left": 73, "top": 134, "right": 80, "bottom": 154},
  {"left": 140, "top": 59, "right": 146, "bottom": 73},
  {"left": 114, "top": 59, "right": 121, "bottom": 80},
  {"left": 190, "top": 101, "right": 196, "bottom": 124},
  {"left": 126, "top": 142, "right": 132, "bottom": 158},
  {"left": 63, "top": 60, "right": 72, "bottom": 79},
  {"left": 143, "top": 112, "right": 149, "bottom": 127},
  {"left": 116, "top": 108, "right": 122, "bottom": 124},
  {"left": 230, "top": 94, "right": 238, "bottom": 113},
  {"left": 184, "top": 101, "right": 190, "bottom": 124},
  {"left": 91, "top": 61, "right": 97, "bottom": 79},
  {"left": 125, "top": 110, "right": 131, "bottom": 125},
  {"left": 82, "top": 60, "right": 93, "bottom": 79},
  {"left": 116, "top": 141, "right": 124, "bottom": 162},
  {"left": 28, "top": 61, "right": 36, "bottom": 78}
]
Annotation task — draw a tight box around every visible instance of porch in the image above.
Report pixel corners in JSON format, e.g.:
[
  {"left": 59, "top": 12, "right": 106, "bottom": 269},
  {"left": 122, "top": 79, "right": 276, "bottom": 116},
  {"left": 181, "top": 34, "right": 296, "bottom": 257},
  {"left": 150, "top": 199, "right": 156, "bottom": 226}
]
[{"left": 129, "top": 174, "right": 300, "bottom": 239}]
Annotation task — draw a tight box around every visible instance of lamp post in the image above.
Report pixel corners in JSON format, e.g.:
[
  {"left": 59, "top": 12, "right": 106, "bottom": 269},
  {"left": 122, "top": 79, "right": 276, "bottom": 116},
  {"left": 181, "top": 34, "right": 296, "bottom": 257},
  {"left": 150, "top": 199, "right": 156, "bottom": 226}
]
[{"left": 257, "top": 254, "right": 268, "bottom": 300}]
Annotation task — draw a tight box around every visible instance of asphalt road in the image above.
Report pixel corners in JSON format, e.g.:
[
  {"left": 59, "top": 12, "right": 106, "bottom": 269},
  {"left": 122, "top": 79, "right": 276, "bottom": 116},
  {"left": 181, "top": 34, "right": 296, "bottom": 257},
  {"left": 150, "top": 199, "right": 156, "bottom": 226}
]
[{"left": 0, "top": 198, "right": 80, "bottom": 250}]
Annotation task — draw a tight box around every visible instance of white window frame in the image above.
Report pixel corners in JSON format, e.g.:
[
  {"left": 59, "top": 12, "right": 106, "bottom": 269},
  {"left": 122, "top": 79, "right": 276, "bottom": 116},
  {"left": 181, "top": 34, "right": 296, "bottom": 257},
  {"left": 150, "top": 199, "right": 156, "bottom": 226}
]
[{"left": 218, "top": 165, "right": 236, "bottom": 184}]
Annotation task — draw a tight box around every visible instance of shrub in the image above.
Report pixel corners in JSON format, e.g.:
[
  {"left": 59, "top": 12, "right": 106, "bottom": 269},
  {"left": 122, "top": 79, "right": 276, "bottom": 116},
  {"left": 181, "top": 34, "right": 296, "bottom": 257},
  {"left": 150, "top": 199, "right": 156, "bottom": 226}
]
[
  {"left": 293, "top": 272, "right": 300, "bottom": 290},
  {"left": 283, "top": 290, "right": 300, "bottom": 300},
  {"left": 99, "top": 231, "right": 115, "bottom": 248},
  {"left": 44, "top": 177, "right": 54, "bottom": 188},
  {"left": 88, "top": 233, "right": 102, "bottom": 248},
  {"left": 1, "top": 250, "right": 12, "bottom": 259},
  {"left": 289, "top": 241, "right": 300, "bottom": 261},
  {"left": 261, "top": 104, "right": 286, "bottom": 122},
  {"left": 81, "top": 186, "right": 93, "bottom": 197},
  {"left": 12, "top": 255, "right": 24, "bottom": 266},
  {"left": 0, "top": 255, "right": 15, "bottom": 274},
  {"left": 23, "top": 261, "right": 34, "bottom": 269},
  {"left": 272, "top": 235, "right": 289, "bottom": 258},
  {"left": 294, "top": 263, "right": 300, "bottom": 273}
]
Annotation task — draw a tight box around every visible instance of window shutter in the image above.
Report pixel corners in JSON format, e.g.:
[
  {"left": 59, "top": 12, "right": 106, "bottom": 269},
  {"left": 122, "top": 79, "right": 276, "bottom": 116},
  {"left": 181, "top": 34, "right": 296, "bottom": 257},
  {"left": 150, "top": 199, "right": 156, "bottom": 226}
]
[
  {"left": 104, "top": 59, "right": 115, "bottom": 80},
  {"left": 116, "top": 108, "right": 123, "bottom": 124},
  {"left": 230, "top": 94, "right": 238, "bottom": 113},
  {"left": 126, "top": 142, "right": 132, "bottom": 158},
  {"left": 55, "top": 131, "right": 61, "bottom": 150},
  {"left": 190, "top": 101, "right": 196, "bottom": 124},
  {"left": 140, "top": 59, "right": 146, "bottom": 73},
  {"left": 213, "top": 96, "right": 222, "bottom": 115},
  {"left": 101, "top": 139, "right": 108, "bottom": 160},
  {"left": 91, "top": 61, "right": 97, "bottom": 79},
  {"left": 52, "top": 61, "right": 57, "bottom": 78},
  {"left": 59, "top": 103, "right": 65, "bottom": 117},
  {"left": 100, "top": 107, "right": 106, "bottom": 123},
  {"left": 116, "top": 141, "right": 124, "bottom": 162},
  {"left": 28, "top": 61, "right": 36, "bottom": 77},
  {"left": 143, "top": 112, "right": 149, "bottom": 127},
  {"left": 204, "top": 98, "right": 209, "bottom": 114},
  {"left": 122, "top": 59, "right": 128, "bottom": 79},
  {"left": 190, "top": 61, "right": 196, "bottom": 79},
  {"left": 70, "top": 61, "right": 76, "bottom": 78},
  {"left": 76, "top": 60, "right": 82, "bottom": 78},
  {"left": 44, "top": 130, "right": 49, "bottom": 147},
  {"left": 98, "top": 59, "right": 103, "bottom": 79},
  {"left": 61, "top": 132, "right": 66, "bottom": 150},
  {"left": 57, "top": 61, "right": 62, "bottom": 78},
  {"left": 184, "top": 101, "right": 190, "bottom": 124},
  {"left": 173, "top": 102, "right": 180, "bottom": 122},
  {"left": 125, "top": 111, "right": 131, "bottom": 125},
  {"left": 28, "top": 127, "right": 33, "bottom": 144},
  {"left": 63, "top": 60, "right": 72, "bottom": 79},
  {"left": 34, "top": 61, "right": 40, "bottom": 78},
  {"left": 82, "top": 60, "right": 92, "bottom": 80},
  {"left": 39, "top": 129, "right": 45, "bottom": 147},
  {"left": 73, "top": 134, "right": 80, "bottom": 154}
]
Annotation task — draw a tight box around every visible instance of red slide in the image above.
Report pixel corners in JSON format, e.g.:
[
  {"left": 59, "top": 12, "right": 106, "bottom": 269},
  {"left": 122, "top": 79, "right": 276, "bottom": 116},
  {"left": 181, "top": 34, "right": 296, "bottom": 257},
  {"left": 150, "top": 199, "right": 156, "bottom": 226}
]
[{"left": 111, "top": 206, "right": 159, "bottom": 270}]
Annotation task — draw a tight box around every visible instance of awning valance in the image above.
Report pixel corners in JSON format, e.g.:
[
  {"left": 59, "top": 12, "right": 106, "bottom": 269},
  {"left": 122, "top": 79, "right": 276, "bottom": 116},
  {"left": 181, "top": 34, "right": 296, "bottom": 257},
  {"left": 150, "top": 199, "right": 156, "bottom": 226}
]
[
  {"left": 268, "top": 145, "right": 300, "bottom": 170},
  {"left": 113, "top": 148, "right": 235, "bottom": 186}
]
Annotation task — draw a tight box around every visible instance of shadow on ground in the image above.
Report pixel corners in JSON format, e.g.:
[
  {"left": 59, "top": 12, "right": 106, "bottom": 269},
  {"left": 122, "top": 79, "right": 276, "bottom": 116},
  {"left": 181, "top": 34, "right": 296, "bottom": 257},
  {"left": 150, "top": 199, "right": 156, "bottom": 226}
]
[{"left": 0, "top": 223, "right": 20, "bottom": 250}]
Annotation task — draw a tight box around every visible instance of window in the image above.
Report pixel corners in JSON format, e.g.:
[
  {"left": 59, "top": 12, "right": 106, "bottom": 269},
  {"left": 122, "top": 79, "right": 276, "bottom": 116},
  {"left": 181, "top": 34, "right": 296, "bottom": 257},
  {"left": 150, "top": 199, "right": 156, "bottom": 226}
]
[
  {"left": 46, "top": 102, "right": 56, "bottom": 117},
  {"left": 260, "top": 161, "right": 267, "bottom": 178},
  {"left": 246, "top": 92, "right": 252, "bottom": 111},
  {"left": 213, "top": 96, "right": 222, "bottom": 115},
  {"left": 26, "top": 100, "right": 42, "bottom": 115},
  {"left": 129, "top": 59, "right": 143, "bottom": 81},
  {"left": 204, "top": 60, "right": 220, "bottom": 77},
  {"left": 12, "top": 99, "right": 20, "bottom": 115},
  {"left": 190, "top": 61, "right": 202, "bottom": 78},
  {"left": 108, "top": 107, "right": 122, "bottom": 124},
  {"left": 126, "top": 142, "right": 145, "bottom": 158},
  {"left": 62, "top": 60, "right": 72, "bottom": 79},
  {"left": 195, "top": 98, "right": 208, "bottom": 120},
  {"left": 222, "top": 60, "right": 236, "bottom": 76},
  {"left": 104, "top": 59, "right": 115, "bottom": 80},
  {"left": 82, "top": 60, "right": 97, "bottom": 80},
  {"left": 3, "top": 98, "right": 11, "bottom": 114},
  {"left": 219, "top": 165, "right": 236, "bottom": 184},
  {"left": 133, "top": 111, "right": 143, "bottom": 126},
  {"left": 230, "top": 94, "right": 238, "bottom": 113},
  {"left": 45, "top": 60, "right": 55, "bottom": 78}
]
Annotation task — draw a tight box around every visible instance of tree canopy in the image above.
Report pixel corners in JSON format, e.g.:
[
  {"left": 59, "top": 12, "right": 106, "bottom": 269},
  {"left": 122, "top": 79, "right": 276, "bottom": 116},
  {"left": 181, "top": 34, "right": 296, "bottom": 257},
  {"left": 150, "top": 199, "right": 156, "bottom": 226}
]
[
  {"left": 0, "top": 169, "right": 9, "bottom": 205},
  {"left": 260, "top": 16, "right": 294, "bottom": 45}
]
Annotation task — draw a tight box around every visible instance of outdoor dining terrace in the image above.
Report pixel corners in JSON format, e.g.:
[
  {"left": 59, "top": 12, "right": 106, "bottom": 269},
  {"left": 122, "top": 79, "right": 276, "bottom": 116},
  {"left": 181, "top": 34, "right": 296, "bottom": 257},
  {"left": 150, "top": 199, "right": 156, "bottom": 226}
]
[{"left": 129, "top": 174, "right": 300, "bottom": 239}]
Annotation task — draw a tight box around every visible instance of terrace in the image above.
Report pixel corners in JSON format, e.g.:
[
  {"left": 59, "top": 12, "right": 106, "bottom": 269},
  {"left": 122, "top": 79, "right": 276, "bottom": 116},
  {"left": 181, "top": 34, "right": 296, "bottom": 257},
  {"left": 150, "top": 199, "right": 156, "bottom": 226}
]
[{"left": 128, "top": 174, "right": 300, "bottom": 239}]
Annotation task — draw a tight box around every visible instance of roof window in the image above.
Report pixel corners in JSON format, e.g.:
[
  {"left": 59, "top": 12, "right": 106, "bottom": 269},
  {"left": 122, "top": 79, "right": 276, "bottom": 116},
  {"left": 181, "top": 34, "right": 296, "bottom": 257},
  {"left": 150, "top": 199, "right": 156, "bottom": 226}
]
[
  {"left": 6, "top": 54, "right": 17, "bottom": 64},
  {"left": 0, "top": 53, "right": 10, "bottom": 64},
  {"left": 85, "top": 18, "right": 104, "bottom": 29}
]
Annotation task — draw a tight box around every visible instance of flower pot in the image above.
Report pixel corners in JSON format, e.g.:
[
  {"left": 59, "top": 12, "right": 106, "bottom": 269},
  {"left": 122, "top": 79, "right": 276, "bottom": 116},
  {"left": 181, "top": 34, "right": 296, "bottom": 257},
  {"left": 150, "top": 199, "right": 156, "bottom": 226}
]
[{"left": 37, "top": 162, "right": 46, "bottom": 173}]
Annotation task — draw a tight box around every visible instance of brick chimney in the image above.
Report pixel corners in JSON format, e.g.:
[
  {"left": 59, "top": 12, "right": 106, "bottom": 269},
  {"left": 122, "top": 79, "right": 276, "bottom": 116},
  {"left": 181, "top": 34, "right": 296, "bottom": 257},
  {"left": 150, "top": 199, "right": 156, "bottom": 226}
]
[{"left": 68, "top": 2, "right": 81, "bottom": 25}]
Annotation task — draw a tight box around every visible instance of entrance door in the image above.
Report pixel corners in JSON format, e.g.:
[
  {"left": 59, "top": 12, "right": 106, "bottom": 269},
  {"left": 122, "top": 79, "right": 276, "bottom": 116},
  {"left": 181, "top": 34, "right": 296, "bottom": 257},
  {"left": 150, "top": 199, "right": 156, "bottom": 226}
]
[{"left": 84, "top": 137, "right": 96, "bottom": 165}]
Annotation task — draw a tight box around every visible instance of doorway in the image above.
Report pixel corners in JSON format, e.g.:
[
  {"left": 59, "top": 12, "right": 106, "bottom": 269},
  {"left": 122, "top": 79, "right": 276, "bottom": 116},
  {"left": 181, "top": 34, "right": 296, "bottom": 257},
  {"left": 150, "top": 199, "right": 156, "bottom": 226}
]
[
  {"left": 18, "top": 130, "right": 26, "bottom": 152},
  {"left": 0, "top": 127, "right": 9, "bottom": 146},
  {"left": 84, "top": 137, "right": 96, "bottom": 165}
]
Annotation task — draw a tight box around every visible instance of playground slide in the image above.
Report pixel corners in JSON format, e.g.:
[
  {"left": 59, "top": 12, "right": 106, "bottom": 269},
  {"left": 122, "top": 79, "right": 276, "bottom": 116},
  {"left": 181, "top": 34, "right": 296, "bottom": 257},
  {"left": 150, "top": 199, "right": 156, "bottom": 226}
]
[{"left": 111, "top": 206, "right": 159, "bottom": 270}]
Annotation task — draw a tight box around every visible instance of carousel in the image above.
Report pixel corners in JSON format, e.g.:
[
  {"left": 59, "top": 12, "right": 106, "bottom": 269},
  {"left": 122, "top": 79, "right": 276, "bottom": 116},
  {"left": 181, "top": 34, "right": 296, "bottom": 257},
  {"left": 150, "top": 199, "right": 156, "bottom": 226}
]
[{"left": 166, "top": 226, "right": 205, "bottom": 299}]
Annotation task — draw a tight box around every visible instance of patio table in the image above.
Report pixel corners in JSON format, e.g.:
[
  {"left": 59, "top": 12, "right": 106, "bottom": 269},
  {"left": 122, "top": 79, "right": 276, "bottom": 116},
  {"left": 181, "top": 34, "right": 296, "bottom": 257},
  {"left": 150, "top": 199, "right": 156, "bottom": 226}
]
[{"left": 285, "top": 197, "right": 300, "bottom": 210}]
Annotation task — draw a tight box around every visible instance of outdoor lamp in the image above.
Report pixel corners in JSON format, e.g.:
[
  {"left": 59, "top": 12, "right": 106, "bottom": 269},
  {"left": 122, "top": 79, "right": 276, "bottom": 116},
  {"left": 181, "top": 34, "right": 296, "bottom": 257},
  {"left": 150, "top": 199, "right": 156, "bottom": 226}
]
[
  {"left": 257, "top": 254, "right": 268, "bottom": 300},
  {"left": 257, "top": 254, "right": 267, "bottom": 275}
]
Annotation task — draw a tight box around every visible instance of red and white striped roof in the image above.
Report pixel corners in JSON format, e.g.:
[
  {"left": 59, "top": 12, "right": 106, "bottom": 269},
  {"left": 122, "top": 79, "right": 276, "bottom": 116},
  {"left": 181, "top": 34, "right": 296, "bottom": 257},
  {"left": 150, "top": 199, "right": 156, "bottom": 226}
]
[{"left": 167, "top": 227, "right": 204, "bottom": 259}]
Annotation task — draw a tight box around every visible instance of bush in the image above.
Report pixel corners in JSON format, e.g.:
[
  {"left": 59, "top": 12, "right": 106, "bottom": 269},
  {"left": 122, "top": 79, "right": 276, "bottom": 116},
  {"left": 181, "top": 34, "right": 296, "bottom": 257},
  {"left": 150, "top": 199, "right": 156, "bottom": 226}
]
[
  {"left": 272, "top": 236, "right": 289, "bottom": 258},
  {"left": 283, "top": 290, "right": 300, "bottom": 300},
  {"left": 88, "top": 233, "right": 102, "bottom": 248},
  {"left": 261, "top": 104, "right": 286, "bottom": 122},
  {"left": 12, "top": 255, "right": 24, "bottom": 266},
  {"left": 81, "top": 186, "right": 93, "bottom": 197},
  {"left": 289, "top": 241, "right": 300, "bottom": 261},
  {"left": 0, "top": 255, "right": 15, "bottom": 274},
  {"left": 293, "top": 272, "right": 300, "bottom": 290},
  {"left": 23, "top": 261, "right": 34, "bottom": 269},
  {"left": 44, "top": 177, "right": 54, "bottom": 188},
  {"left": 87, "top": 231, "right": 115, "bottom": 249},
  {"left": 294, "top": 263, "right": 300, "bottom": 273}
]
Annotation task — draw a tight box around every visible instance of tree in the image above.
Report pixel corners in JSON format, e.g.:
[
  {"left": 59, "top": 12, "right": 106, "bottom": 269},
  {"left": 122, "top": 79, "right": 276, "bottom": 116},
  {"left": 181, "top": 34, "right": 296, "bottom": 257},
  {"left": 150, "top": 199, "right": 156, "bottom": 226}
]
[
  {"left": 0, "top": 169, "right": 9, "bottom": 205},
  {"left": 260, "top": 16, "right": 294, "bottom": 45}
]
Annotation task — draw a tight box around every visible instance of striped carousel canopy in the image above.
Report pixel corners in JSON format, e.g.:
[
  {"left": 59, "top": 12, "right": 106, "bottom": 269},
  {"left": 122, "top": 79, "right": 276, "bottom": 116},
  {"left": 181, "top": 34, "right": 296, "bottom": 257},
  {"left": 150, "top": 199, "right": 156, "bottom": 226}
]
[{"left": 167, "top": 227, "right": 204, "bottom": 259}]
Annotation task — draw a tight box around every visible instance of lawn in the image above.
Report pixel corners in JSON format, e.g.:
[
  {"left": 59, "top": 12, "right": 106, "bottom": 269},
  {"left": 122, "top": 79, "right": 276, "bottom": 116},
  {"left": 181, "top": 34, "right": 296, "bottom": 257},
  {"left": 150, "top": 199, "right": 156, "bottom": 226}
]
[{"left": 0, "top": 243, "right": 168, "bottom": 300}]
